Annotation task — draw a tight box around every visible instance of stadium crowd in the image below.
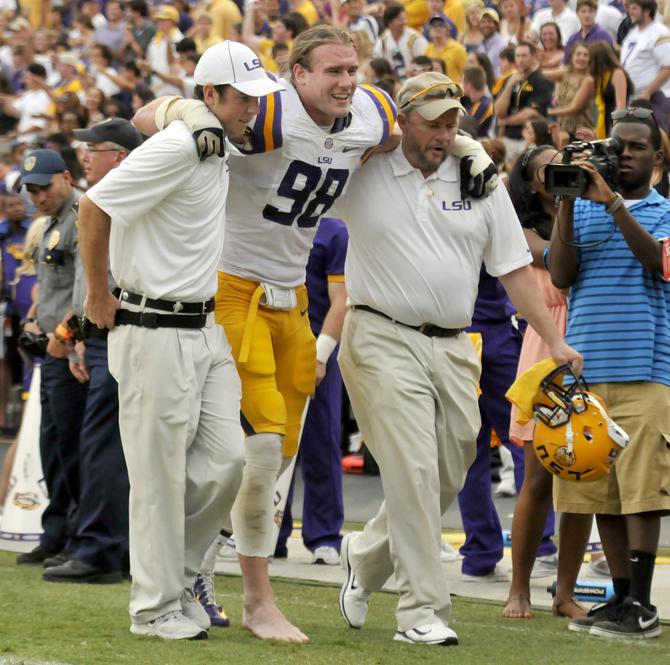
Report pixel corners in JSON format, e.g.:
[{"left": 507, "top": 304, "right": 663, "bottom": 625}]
[{"left": 0, "top": 0, "right": 669, "bottom": 648}]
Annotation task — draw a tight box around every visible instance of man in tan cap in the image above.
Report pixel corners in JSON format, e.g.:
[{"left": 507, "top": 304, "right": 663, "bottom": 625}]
[{"left": 336, "top": 72, "right": 583, "bottom": 646}]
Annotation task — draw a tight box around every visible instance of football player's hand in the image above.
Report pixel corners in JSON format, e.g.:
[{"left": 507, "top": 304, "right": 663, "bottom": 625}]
[
  {"left": 452, "top": 133, "right": 499, "bottom": 200},
  {"left": 155, "top": 97, "right": 225, "bottom": 160}
]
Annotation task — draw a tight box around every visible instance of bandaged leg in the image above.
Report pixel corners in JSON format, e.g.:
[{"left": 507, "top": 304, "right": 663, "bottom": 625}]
[
  {"left": 231, "top": 433, "right": 284, "bottom": 558},
  {"left": 231, "top": 433, "right": 308, "bottom": 642}
]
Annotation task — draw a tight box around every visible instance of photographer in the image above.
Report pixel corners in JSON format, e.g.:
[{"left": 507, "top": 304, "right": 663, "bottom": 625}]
[{"left": 548, "top": 109, "right": 670, "bottom": 640}]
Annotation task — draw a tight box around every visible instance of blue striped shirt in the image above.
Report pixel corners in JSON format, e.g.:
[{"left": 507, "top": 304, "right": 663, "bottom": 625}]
[{"left": 566, "top": 190, "right": 670, "bottom": 386}]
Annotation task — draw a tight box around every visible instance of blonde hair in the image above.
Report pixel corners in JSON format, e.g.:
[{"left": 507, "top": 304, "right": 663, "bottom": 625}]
[
  {"left": 350, "top": 29, "right": 373, "bottom": 62},
  {"left": 289, "top": 25, "right": 354, "bottom": 78},
  {"left": 15, "top": 216, "right": 47, "bottom": 278}
]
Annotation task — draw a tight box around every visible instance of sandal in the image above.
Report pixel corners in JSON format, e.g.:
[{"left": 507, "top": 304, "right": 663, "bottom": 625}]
[{"left": 553, "top": 596, "right": 587, "bottom": 619}]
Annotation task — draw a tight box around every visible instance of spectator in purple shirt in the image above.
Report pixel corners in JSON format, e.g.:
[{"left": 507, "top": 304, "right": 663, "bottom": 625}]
[
  {"left": 563, "top": 0, "right": 613, "bottom": 63},
  {"left": 93, "top": 0, "right": 127, "bottom": 62}
]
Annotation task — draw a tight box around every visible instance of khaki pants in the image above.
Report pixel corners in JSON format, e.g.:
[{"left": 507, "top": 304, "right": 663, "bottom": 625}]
[
  {"left": 108, "top": 310, "right": 245, "bottom": 624},
  {"left": 338, "top": 309, "right": 481, "bottom": 631},
  {"left": 554, "top": 381, "right": 670, "bottom": 515}
]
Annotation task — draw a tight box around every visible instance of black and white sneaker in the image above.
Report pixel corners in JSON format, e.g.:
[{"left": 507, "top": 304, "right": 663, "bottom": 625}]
[
  {"left": 394, "top": 622, "right": 459, "bottom": 646},
  {"left": 589, "top": 597, "right": 662, "bottom": 640},
  {"left": 568, "top": 599, "right": 621, "bottom": 633}
]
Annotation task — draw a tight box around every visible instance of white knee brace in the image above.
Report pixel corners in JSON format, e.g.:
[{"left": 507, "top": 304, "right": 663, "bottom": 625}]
[{"left": 231, "top": 433, "right": 283, "bottom": 557}]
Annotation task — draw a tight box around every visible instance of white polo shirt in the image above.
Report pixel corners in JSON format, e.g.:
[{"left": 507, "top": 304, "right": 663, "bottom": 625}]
[
  {"left": 340, "top": 148, "right": 531, "bottom": 329},
  {"left": 14, "top": 89, "right": 50, "bottom": 140},
  {"left": 621, "top": 22, "right": 670, "bottom": 96},
  {"left": 86, "top": 121, "right": 229, "bottom": 302},
  {"left": 530, "top": 7, "right": 580, "bottom": 43}
]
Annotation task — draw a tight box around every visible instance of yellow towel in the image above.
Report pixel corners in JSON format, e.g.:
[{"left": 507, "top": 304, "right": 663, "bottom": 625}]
[
  {"left": 506, "top": 358, "right": 558, "bottom": 425},
  {"left": 467, "top": 332, "right": 483, "bottom": 397}
]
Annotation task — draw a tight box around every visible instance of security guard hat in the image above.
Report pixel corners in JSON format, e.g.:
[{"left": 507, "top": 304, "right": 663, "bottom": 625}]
[
  {"left": 17, "top": 149, "right": 66, "bottom": 188},
  {"left": 73, "top": 118, "right": 143, "bottom": 152}
]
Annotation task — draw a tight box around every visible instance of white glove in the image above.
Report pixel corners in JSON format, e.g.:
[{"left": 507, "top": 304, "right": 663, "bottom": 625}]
[
  {"left": 451, "top": 133, "right": 499, "bottom": 200},
  {"left": 155, "top": 96, "right": 225, "bottom": 160}
]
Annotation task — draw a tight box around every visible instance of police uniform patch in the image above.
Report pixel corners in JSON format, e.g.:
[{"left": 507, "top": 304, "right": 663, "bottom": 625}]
[
  {"left": 47, "top": 230, "right": 60, "bottom": 250},
  {"left": 23, "top": 155, "right": 36, "bottom": 171}
]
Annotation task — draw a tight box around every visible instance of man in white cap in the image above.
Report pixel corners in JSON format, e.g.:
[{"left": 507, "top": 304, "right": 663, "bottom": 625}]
[
  {"left": 78, "top": 42, "right": 283, "bottom": 641},
  {"left": 336, "top": 72, "right": 583, "bottom": 646}
]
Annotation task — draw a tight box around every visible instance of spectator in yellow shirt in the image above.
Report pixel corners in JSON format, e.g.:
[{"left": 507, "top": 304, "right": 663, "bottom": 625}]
[
  {"left": 444, "top": 0, "right": 466, "bottom": 34},
  {"left": 403, "top": 0, "right": 430, "bottom": 29},
  {"left": 243, "top": 4, "right": 307, "bottom": 73},
  {"left": 192, "top": 13, "right": 223, "bottom": 53},
  {"left": 45, "top": 52, "right": 84, "bottom": 116},
  {"left": 210, "top": 0, "right": 243, "bottom": 41},
  {"left": 290, "top": 0, "right": 320, "bottom": 26},
  {"left": 425, "top": 16, "right": 467, "bottom": 83}
]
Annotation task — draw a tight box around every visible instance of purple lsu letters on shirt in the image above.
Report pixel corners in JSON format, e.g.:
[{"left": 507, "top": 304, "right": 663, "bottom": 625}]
[{"left": 305, "top": 218, "right": 349, "bottom": 336}]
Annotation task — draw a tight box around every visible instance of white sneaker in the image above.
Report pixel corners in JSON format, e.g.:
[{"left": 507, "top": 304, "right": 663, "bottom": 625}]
[
  {"left": 339, "top": 533, "right": 370, "bottom": 629},
  {"left": 130, "top": 610, "right": 208, "bottom": 640},
  {"left": 462, "top": 564, "right": 509, "bottom": 583},
  {"left": 531, "top": 553, "right": 559, "bottom": 578},
  {"left": 312, "top": 545, "right": 340, "bottom": 565},
  {"left": 440, "top": 541, "right": 462, "bottom": 563},
  {"left": 494, "top": 478, "right": 516, "bottom": 497},
  {"left": 181, "top": 588, "right": 210, "bottom": 631},
  {"left": 394, "top": 621, "right": 459, "bottom": 646}
]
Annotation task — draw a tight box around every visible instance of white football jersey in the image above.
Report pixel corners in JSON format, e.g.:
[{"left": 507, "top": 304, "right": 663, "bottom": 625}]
[{"left": 219, "top": 79, "right": 396, "bottom": 288}]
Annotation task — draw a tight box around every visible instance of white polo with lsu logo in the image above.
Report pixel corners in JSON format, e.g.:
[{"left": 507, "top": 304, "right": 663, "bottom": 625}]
[{"left": 340, "top": 148, "right": 531, "bottom": 328}]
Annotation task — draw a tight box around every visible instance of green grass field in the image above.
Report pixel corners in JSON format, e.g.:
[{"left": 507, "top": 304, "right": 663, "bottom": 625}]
[{"left": 0, "top": 551, "right": 668, "bottom": 665}]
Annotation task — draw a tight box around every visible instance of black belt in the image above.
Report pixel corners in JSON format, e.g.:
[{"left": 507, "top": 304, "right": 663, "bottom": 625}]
[
  {"left": 115, "top": 309, "right": 206, "bottom": 329},
  {"left": 352, "top": 305, "right": 462, "bottom": 338},
  {"left": 113, "top": 288, "right": 214, "bottom": 314}
]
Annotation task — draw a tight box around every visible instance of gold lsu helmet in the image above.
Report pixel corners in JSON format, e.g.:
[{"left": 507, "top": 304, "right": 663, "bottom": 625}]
[{"left": 532, "top": 365, "right": 629, "bottom": 482}]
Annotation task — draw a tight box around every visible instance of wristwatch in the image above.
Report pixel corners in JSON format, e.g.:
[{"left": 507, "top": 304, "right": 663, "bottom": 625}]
[{"left": 605, "top": 192, "right": 624, "bottom": 215}]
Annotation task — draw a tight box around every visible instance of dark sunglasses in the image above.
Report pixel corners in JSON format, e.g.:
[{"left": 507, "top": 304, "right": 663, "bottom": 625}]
[{"left": 611, "top": 107, "right": 658, "bottom": 124}]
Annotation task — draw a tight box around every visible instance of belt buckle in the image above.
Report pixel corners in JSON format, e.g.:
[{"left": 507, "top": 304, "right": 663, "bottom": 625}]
[
  {"left": 139, "top": 312, "right": 159, "bottom": 329},
  {"left": 418, "top": 323, "right": 430, "bottom": 335}
]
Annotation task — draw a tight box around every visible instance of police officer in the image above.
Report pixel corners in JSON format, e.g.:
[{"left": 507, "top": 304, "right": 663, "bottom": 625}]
[
  {"left": 43, "top": 120, "right": 143, "bottom": 584},
  {"left": 15, "top": 150, "right": 87, "bottom": 566}
]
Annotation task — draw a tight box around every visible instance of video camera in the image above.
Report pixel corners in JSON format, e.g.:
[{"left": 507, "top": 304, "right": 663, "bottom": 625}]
[
  {"left": 17, "top": 331, "right": 48, "bottom": 357},
  {"left": 545, "top": 137, "right": 623, "bottom": 197}
]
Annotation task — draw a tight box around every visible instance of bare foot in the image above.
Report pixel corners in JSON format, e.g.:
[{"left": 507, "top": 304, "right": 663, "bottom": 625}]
[
  {"left": 242, "top": 601, "right": 309, "bottom": 643},
  {"left": 553, "top": 596, "right": 587, "bottom": 619},
  {"left": 503, "top": 594, "right": 532, "bottom": 619}
]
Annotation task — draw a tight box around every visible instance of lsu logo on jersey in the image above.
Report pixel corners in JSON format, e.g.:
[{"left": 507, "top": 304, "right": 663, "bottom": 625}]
[{"left": 442, "top": 200, "right": 472, "bottom": 212}]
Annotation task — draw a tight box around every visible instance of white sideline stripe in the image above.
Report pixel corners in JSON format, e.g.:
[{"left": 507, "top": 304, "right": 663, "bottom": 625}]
[{"left": 0, "top": 656, "right": 71, "bottom": 665}]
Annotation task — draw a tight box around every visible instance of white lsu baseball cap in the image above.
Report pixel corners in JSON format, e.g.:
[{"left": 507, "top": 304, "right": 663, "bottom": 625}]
[{"left": 194, "top": 41, "right": 285, "bottom": 97}]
